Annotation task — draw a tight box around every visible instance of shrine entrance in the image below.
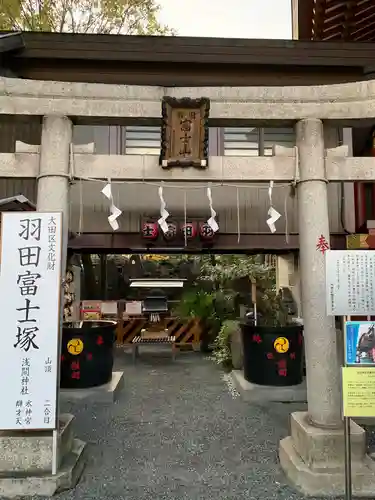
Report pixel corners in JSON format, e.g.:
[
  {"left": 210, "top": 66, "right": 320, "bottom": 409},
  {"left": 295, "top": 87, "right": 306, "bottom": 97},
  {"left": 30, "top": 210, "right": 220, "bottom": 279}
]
[{"left": 74, "top": 251, "right": 290, "bottom": 361}]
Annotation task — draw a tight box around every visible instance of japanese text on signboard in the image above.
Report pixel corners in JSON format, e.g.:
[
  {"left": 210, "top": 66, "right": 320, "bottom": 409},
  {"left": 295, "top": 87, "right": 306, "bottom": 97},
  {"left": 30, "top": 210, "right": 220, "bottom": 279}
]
[
  {"left": 0, "top": 212, "right": 62, "bottom": 431},
  {"left": 326, "top": 250, "right": 375, "bottom": 316}
]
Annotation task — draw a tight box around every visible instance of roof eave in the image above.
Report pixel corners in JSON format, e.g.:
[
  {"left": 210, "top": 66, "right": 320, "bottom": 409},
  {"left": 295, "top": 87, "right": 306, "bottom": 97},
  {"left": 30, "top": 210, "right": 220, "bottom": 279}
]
[
  {"left": 0, "top": 32, "right": 24, "bottom": 53},
  {"left": 0, "top": 195, "right": 36, "bottom": 212}
]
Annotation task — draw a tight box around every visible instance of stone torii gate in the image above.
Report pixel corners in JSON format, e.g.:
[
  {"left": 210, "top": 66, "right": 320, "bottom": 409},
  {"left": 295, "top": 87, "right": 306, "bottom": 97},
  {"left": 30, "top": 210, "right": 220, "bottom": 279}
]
[{"left": 2, "top": 76, "right": 375, "bottom": 496}]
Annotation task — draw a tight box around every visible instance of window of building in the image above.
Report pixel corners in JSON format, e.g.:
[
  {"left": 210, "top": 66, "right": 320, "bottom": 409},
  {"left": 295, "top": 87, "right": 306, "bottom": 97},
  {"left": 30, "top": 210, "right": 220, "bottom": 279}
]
[
  {"left": 122, "top": 125, "right": 296, "bottom": 156},
  {"left": 124, "top": 126, "right": 161, "bottom": 155},
  {"left": 223, "top": 127, "right": 295, "bottom": 156},
  {"left": 123, "top": 126, "right": 222, "bottom": 156},
  {"left": 223, "top": 127, "right": 259, "bottom": 156}
]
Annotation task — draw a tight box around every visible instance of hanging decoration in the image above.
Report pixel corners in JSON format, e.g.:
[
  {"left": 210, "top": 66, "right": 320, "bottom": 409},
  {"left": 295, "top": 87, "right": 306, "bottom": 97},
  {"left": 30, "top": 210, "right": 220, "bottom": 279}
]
[
  {"left": 63, "top": 269, "right": 75, "bottom": 322},
  {"left": 101, "top": 180, "right": 122, "bottom": 231},
  {"left": 266, "top": 181, "right": 281, "bottom": 233},
  {"left": 206, "top": 187, "right": 219, "bottom": 233},
  {"left": 199, "top": 222, "right": 215, "bottom": 241},
  {"left": 236, "top": 187, "right": 241, "bottom": 243},
  {"left": 141, "top": 221, "right": 159, "bottom": 241},
  {"left": 183, "top": 191, "right": 188, "bottom": 247},
  {"left": 181, "top": 222, "right": 197, "bottom": 241},
  {"left": 157, "top": 185, "right": 169, "bottom": 233},
  {"left": 73, "top": 174, "right": 291, "bottom": 244},
  {"left": 163, "top": 222, "right": 178, "bottom": 241}
]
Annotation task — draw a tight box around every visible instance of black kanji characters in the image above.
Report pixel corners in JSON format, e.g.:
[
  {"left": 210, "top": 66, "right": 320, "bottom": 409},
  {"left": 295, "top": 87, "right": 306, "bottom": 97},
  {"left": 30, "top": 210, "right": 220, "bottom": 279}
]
[
  {"left": 17, "top": 270, "right": 41, "bottom": 296},
  {"left": 14, "top": 326, "right": 39, "bottom": 351},
  {"left": 19, "top": 218, "right": 42, "bottom": 241}
]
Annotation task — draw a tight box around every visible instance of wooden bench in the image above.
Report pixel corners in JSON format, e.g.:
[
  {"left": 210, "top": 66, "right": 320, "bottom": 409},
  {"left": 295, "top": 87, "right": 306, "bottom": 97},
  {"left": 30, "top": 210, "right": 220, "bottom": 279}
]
[{"left": 131, "top": 335, "right": 177, "bottom": 363}]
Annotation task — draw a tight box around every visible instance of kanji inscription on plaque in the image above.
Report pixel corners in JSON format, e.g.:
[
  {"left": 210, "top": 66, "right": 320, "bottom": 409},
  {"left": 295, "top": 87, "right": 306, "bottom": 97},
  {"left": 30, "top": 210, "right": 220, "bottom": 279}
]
[{"left": 160, "top": 97, "right": 209, "bottom": 168}]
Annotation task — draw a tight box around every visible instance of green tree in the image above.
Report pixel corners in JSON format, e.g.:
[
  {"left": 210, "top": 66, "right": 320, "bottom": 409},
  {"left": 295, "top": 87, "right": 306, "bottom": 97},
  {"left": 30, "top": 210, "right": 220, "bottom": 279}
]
[{"left": 0, "top": 0, "right": 174, "bottom": 34}]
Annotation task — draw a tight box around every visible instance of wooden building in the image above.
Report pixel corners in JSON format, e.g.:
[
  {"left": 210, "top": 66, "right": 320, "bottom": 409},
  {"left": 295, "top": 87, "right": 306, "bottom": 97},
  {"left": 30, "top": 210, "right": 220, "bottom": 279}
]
[
  {"left": 293, "top": 0, "right": 375, "bottom": 241},
  {"left": 294, "top": 0, "right": 375, "bottom": 42}
]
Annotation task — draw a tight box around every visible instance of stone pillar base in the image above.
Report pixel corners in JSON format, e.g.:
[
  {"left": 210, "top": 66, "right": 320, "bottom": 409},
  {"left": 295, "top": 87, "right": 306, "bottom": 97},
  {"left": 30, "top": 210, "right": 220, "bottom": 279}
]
[
  {"left": 279, "top": 411, "right": 375, "bottom": 497},
  {"left": 0, "top": 414, "right": 86, "bottom": 498}
]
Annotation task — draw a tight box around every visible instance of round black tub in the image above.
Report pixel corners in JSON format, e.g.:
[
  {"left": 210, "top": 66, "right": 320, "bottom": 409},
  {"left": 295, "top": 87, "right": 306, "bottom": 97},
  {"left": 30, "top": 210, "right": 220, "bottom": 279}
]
[
  {"left": 241, "top": 323, "right": 304, "bottom": 387},
  {"left": 61, "top": 320, "right": 117, "bottom": 389}
]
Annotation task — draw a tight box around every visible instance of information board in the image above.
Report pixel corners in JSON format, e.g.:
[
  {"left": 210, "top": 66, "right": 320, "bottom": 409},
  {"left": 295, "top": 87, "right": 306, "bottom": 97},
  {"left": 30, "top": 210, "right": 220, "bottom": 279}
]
[
  {"left": 325, "top": 250, "right": 375, "bottom": 316},
  {"left": 0, "top": 212, "right": 62, "bottom": 430},
  {"left": 342, "top": 367, "right": 375, "bottom": 417}
]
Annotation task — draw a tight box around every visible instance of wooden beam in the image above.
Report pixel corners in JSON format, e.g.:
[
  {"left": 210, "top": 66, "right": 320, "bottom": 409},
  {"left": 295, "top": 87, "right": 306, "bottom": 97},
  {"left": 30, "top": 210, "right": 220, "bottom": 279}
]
[
  {"left": 323, "top": 18, "right": 346, "bottom": 35},
  {"left": 351, "top": 8, "right": 375, "bottom": 31},
  {"left": 343, "top": 0, "right": 356, "bottom": 39},
  {"left": 312, "top": 0, "right": 328, "bottom": 39},
  {"left": 0, "top": 33, "right": 24, "bottom": 53},
  {"left": 352, "top": 22, "right": 375, "bottom": 40},
  {"left": 304, "top": 0, "right": 375, "bottom": 41},
  {"left": 298, "top": 0, "right": 315, "bottom": 39},
  {"left": 68, "top": 232, "right": 347, "bottom": 252}
]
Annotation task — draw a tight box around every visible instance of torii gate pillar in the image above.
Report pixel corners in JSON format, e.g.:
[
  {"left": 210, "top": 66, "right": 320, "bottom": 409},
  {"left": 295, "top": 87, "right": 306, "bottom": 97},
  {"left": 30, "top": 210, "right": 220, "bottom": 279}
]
[
  {"left": 279, "top": 119, "right": 375, "bottom": 496},
  {"left": 37, "top": 115, "right": 72, "bottom": 274}
]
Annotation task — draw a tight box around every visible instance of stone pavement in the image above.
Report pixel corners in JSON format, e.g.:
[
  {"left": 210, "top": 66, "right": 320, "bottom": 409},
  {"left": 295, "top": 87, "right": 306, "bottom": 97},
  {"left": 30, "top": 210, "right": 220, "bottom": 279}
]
[{"left": 27, "top": 349, "right": 362, "bottom": 499}]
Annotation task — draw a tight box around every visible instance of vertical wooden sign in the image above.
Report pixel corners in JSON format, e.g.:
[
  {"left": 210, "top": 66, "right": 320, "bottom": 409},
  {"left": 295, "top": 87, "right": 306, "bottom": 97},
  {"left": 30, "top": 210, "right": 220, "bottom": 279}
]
[{"left": 160, "top": 97, "right": 210, "bottom": 168}]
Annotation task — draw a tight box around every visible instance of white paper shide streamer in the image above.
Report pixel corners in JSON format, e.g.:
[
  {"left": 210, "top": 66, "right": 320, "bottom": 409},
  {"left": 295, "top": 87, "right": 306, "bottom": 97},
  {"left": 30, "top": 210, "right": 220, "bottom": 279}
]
[
  {"left": 266, "top": 181, "right": 281, "bottom": 233},
  {"left": 207, "top": 187, "right": 219, "bottom": 232},
  {"left": 158, "top": 185, "right": 170, "bottom": 233},
  {"left": 101, "top": 182, "right": 122, "bottom": 231}
]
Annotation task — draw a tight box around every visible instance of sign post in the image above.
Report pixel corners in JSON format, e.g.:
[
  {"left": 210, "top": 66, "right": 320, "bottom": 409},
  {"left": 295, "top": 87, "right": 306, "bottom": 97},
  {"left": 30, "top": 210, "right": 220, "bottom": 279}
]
[
  {"left": 0, "top": 212, "right": 63, "bottom": 474},
  {"left": 325, "top": 250, "right": 375, "bottom": 500}
]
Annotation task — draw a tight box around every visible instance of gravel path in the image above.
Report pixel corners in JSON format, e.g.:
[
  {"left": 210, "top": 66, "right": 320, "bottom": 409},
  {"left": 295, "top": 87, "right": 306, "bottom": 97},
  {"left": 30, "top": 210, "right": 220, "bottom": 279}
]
[{"left": 49, "top": 348, "right": 343, "bottom": 500}]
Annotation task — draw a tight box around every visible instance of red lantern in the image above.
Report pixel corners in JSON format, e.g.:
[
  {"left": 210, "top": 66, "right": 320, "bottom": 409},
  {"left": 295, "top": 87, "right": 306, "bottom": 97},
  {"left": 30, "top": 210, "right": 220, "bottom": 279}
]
[
  {"left": 141, "top": 221, "right": 159, "bottom": 240},
  {"left": 163, "top": 222, "right": 177, "bottom": 241},
  {"left": 181, "top": 222, "right": 197, "bottom": 240},
  {"left": 199, "top": 222, "right": 215, "bottom": 241}
]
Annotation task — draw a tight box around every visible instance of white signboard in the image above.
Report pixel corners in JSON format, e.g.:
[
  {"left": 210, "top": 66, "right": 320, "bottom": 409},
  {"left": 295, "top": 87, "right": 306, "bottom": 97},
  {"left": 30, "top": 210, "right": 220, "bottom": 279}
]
[
  {"left": 125, "top": 301, "right": 142, "bottom": 315},
  {"left": 0, "top": 212, "right": 62, "bottom": 430},
  {"left": 101, "top": 301, "right": 118, "bottom": 315},
  {"left": 325, "top": 250, "right": 375, "bottom": 316}
]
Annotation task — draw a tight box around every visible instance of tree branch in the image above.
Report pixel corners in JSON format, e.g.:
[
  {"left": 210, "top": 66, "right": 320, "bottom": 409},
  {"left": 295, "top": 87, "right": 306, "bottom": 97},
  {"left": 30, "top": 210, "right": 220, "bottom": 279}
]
[{"left": 0, "top": 0, "right": 174, "bottom": 34}]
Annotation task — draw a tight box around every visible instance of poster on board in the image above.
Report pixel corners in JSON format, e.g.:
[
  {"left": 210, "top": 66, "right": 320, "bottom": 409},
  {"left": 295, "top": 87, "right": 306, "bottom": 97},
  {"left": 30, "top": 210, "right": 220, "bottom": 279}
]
[
  {"left": 345, "top": 321, "right": 375, "bottom": 366},
  {"left": 0, "top": 212, "right": 63, "bottom": 430},
  {"left": 342, "top": 367, "right": 375, "bottom": 418}
]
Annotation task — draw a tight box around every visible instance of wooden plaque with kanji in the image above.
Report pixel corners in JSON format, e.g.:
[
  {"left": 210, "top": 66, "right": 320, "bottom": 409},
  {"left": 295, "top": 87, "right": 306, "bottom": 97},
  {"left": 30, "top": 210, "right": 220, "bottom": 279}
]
[{"left": 160, "top": 97, "right": 210, "bottom": 168}]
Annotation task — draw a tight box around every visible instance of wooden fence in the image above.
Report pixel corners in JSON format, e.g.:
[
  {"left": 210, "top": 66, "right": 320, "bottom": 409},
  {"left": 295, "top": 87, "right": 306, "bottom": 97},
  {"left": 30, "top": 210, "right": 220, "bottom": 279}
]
[{"left": 116, "top": 316, "right": 203, "bottom": 348}]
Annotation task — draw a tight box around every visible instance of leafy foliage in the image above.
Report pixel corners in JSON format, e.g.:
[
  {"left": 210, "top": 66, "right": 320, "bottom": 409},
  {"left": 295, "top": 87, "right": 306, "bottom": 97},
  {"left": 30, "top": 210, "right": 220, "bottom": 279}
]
[
  {"left": 199, "top": 254, "right": 271, "bottom": 285},
  {"left": 174, "top": 254, "right": 290, "bottom": 337},
  {"left": 197, "top": 255, "right": 289, "bottom": 327},
  {"left": 212, "top": 320, "right": 238, "bottom": 369},
  {"left": 174, "top": 289, "right": 217, "bottom": 324},
  {"left": 0, "top": 0, "right": 174, "bottom": 34}
]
